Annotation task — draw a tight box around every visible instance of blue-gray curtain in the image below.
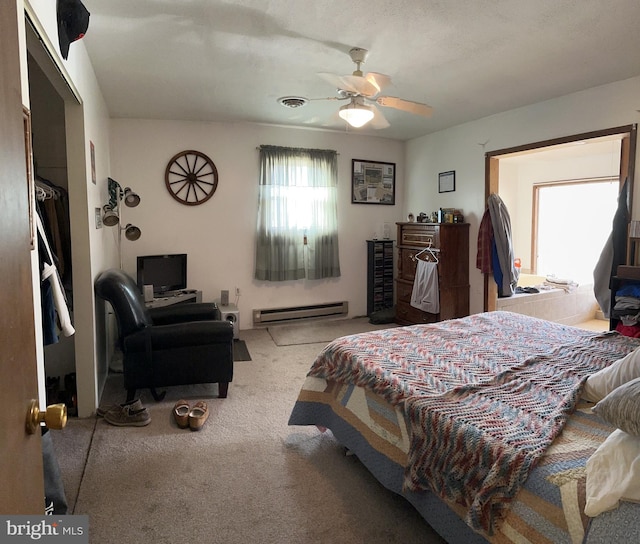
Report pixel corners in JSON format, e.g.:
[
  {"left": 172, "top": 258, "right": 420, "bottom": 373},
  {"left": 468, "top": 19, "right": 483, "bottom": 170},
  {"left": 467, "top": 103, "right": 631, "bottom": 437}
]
[{"left": 255, "top": 145, "right": 340, "bottom": 281}]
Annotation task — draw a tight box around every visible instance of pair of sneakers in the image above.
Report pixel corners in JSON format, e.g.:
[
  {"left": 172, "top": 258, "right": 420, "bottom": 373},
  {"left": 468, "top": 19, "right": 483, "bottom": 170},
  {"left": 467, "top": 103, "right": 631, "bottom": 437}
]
[
  {"left": 97, "top": 398, "right": 151, "bottom": 427},
  {"left": 173, "top": 400, "right": 209, "bottom": 431}
]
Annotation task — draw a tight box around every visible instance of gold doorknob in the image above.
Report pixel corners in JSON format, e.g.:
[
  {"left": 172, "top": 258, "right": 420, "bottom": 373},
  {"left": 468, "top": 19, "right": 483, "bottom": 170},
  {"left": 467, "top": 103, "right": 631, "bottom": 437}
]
[{"left": 26, "top": 400, "right": 67, "bottom": 435}]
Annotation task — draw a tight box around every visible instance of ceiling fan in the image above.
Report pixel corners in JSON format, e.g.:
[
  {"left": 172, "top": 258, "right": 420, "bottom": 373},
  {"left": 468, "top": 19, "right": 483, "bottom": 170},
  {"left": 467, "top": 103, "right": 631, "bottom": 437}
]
[{"left": 315, "top": 47, "right": 433, "bottom": 129}]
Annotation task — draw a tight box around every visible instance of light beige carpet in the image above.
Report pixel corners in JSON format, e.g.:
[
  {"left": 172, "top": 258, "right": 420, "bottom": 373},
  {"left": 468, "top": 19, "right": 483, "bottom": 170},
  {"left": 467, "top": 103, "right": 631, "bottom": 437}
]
[
  {"left": 52, "top": 325, "right": 444, "bottom": 544},
  {"left": 267, "top": 316, "right": 398, "bottom": 346}
]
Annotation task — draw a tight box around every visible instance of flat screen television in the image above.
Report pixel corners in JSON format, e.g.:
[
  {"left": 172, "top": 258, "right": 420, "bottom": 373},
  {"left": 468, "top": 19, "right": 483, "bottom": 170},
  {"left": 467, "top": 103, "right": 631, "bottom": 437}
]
[{"left": 136, "top": 254, "right": 187, "bottom": 296}]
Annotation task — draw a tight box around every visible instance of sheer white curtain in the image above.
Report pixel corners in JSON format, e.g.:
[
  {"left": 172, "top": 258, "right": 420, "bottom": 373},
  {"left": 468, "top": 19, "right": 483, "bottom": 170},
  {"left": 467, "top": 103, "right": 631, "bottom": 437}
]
[{"left": 255, "top": 146, "right": 341, "bottom": 281}]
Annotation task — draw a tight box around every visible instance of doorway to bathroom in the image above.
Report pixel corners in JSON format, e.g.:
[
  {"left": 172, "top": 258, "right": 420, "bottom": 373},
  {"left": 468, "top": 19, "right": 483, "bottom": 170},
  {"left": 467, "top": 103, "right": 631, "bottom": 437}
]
[{"left": 484, "top": 124, "right": 637, "bottom": 324}]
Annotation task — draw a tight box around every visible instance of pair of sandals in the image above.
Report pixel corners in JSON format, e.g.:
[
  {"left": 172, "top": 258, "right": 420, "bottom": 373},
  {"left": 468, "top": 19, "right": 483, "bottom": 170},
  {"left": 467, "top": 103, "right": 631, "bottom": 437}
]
[{"left": 173, "top": 400, "right": 209, "bottom": 431}]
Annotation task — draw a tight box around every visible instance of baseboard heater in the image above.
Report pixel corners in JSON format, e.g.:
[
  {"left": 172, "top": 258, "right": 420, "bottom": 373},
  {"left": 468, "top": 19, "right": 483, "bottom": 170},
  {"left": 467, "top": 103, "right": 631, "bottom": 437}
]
[{"left": 253, "top": 301, "right": 348, "bottom": 325}]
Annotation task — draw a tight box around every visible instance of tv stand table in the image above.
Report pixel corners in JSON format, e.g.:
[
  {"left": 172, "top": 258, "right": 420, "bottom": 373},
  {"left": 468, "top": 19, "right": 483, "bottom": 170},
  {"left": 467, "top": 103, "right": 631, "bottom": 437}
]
[{"left": 145, "top": 290, "right": 202, "bottom": 309}]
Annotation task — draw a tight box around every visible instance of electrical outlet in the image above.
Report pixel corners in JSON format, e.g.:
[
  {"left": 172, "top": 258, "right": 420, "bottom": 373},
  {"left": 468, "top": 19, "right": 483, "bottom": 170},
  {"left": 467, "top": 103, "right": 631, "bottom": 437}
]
[{"left": 235, "top": 287, "right": 241, "bottom": 296}]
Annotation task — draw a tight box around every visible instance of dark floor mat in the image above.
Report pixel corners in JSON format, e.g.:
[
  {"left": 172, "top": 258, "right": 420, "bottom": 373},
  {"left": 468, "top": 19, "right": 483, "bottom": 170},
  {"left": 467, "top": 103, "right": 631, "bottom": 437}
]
[{"left": 233, "top": 339, "right": 251, "bottom": 361}]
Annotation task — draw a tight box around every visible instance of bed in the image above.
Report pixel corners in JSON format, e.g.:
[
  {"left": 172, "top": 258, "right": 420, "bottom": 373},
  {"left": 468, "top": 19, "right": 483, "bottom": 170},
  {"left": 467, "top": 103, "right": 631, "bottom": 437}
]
[{"left": 288, "top": 311, "right": 640, "bottom": 543}]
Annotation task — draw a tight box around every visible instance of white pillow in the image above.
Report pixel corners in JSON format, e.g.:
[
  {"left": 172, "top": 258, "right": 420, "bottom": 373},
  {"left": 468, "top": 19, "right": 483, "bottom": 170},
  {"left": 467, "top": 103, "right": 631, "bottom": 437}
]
[
  {"left": 585, "top": 428, "right": 640, "bottom": 517},
  {"left": 582, "top": 347, "right": 640, "bottom": 402}
]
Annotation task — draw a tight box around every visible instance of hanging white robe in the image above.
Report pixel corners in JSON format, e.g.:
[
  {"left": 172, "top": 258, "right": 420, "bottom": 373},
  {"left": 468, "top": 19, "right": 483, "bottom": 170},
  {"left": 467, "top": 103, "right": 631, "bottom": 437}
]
[{"left": 410, "top": 259, "right": 440, "bottom": 314}]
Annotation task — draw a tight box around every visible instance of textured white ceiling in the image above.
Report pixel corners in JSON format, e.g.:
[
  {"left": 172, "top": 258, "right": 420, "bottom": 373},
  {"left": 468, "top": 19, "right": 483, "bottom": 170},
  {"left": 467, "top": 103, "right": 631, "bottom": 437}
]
[{"left": 81, "top": 0, "right": 640, "bottom": 141}]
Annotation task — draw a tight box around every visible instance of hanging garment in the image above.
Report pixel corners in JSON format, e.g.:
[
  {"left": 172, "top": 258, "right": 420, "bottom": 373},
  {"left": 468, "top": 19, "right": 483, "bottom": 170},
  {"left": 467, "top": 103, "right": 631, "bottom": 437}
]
[
  {"left": 593, "top": 232, "right": 614, "bottom": 318},
  {"left": 36, "top": 178, "right": 72, "bottom": 289},
  {"left": 411, "top": 259, "right": 440, "bottom": 313},
  {"left": 610, "top": 178, "right": 630, "bottom": 284},
  {"left": 37, "top": 213, "right": 75, "bottom": 340},
  {"left": 476, "top": 208, "right": 493, "bottom": 274},
  {"left": 40, "top": 277, "right": 57, "bottom": 345},
  {"left": 488, "top": 193, "right": 519, "bottom": 297},
  {"left": 593, "top": 178, "right": 629, "bottom": 317},
  {"left": 491, "top": 238, "right": 504, "bottom": 293}
]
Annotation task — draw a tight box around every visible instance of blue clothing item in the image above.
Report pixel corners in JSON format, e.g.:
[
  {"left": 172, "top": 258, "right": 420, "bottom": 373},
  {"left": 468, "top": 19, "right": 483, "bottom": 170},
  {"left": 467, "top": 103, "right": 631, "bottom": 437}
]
[
  {"left": 616, "top": 283, "right": 640, "bottom": 298},
  {"left": 41, "top": 278, "right": 58, "bottom": 345},
  {"left": 492, "top": 239, "right": 504, "bottom": 296}
]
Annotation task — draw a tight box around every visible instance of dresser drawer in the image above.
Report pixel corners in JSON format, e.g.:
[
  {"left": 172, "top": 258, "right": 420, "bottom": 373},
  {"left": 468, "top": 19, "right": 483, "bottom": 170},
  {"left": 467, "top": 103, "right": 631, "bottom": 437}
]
[
  {"left": 395, "top": 300, "right": 437, "bottom": 325},
  {"left": 396, "top": 280, "right": 413, "bottom": 304},
  {"left": 399, "top": 224, "right": 440, "bottom": 248}
]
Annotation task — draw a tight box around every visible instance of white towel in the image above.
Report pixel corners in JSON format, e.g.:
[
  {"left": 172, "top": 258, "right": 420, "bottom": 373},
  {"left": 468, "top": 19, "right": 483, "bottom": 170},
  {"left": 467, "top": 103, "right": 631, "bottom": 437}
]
[{"left": 410, "top": 260, "right": 439, "bottom": 313}]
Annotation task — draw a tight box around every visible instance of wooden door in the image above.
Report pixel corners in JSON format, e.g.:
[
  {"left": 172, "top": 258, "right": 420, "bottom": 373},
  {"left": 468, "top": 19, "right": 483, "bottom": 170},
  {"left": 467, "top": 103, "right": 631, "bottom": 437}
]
[{"left": 0, "top": 1, "right": 46, "bottom": 513}]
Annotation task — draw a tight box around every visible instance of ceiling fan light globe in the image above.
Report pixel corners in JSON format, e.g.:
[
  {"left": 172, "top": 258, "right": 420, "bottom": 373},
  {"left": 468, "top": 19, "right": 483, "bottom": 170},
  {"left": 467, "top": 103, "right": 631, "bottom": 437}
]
[{"left": 338, "top": 103, "right": 374, "bottom": 128}]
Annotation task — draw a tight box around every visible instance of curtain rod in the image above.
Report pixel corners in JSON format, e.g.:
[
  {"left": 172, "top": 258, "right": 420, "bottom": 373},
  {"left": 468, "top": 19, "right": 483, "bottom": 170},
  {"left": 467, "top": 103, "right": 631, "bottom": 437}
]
[{"left": 257, "top": 145, "right": 339, "bottom": 154}]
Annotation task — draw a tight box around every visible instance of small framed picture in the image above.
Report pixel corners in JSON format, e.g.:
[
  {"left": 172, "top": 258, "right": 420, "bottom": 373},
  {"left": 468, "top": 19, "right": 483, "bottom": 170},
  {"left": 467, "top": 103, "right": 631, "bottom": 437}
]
[
  {"left": 438, "top": 170, "right": 455, "bottom": 193},
  {"left": 90, "top": 141, "right": 96, "bottom": 184},
  {"left": 351, "top": 159, "right": 395, "bottom": 205}
]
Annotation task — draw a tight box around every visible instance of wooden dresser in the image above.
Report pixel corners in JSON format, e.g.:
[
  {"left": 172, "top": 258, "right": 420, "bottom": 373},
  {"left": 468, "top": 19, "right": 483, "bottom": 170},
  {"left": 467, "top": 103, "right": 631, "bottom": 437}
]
[{"left": 395, "top": 222, "right": 469, "bottom": 325}]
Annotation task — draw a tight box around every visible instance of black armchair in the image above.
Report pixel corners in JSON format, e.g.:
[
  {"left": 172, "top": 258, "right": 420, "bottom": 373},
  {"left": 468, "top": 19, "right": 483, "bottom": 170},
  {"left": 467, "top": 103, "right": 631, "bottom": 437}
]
[{"left": 95, "top": 268, "right": 234, "bottom": 402}]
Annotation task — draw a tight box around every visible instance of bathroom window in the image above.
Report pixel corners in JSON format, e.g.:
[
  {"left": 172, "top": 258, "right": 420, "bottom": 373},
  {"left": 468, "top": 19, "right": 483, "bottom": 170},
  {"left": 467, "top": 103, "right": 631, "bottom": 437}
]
[{"left": 533, "top": 178, "right": 619, "bottom": 285}]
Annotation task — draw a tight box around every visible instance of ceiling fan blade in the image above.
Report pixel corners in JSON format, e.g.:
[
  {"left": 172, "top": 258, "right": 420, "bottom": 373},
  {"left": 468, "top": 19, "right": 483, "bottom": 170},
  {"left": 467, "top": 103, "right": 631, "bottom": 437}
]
[
  {"left": 340, "top": 75, "right": 380, "bottom": 97},
  {"left": 365, "top": 72, "right": 392, "bottom": 95},
  {"left": 369, "top": 104, "right": 390, "bottom": 129},
  {"left": 376, "top": 96, "right": 433, "bottom": 117},
  {"left": 317, "top": 72, "right": 360, "bottom": 94}
]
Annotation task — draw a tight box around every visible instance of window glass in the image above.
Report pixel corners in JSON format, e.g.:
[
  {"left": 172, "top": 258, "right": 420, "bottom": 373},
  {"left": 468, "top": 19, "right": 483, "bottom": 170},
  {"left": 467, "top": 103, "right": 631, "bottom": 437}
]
[{"left": 536, "top": 180, "right": 618, "bottom": 284}]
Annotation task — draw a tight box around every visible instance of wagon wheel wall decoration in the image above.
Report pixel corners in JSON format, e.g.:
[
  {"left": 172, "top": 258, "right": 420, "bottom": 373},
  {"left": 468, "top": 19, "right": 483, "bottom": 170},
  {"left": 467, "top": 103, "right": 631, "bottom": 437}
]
[{"left": 165, "top": 150, "right": 218, "bottom": 205}]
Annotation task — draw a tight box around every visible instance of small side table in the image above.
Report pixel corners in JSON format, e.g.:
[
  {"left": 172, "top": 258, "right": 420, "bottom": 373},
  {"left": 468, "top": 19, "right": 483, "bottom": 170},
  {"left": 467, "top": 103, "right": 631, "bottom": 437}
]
[{"left": 145, "top": 290, "right": 202, "bottom": 308}]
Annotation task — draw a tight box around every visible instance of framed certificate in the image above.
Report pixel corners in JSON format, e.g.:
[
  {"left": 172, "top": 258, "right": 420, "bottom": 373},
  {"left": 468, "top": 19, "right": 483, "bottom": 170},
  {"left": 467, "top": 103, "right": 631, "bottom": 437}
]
[{"left": 438, "top": 170, "right": 456, "bottom": 193}]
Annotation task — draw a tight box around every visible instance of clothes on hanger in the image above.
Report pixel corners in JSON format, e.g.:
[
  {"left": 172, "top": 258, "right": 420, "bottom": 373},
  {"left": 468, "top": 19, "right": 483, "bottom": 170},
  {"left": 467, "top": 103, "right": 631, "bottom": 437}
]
[
  {"left": 488, "top": 193, "right": 519, "bottom": 297},
  {"left": 411, "top": 259, "right": 440, "bottom": 314},
  {"left": 413, "top": 245, "right": 439, "bottom": 263},
  {"left": 34, "top": 178, "right": 60, "bottom": 201},
  {"left": 35, "top": 176, "right": 73, "bottom": 291},
  {"left": 37, "top": 211, "right": 74, "bottom": 345},
  {"left": 476, "top": 208, "right": 494, "bottom": 274},
  {"left": 594, "top": 178, "right": 629, "bottom": 317}
]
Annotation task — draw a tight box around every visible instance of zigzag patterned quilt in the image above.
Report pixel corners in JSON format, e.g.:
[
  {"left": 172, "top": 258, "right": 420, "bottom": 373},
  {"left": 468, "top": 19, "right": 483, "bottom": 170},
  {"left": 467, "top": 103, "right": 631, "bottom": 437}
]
[
  {"left": 290, "top": 377, "right": 620, "bottom": 543},
  {"left": 294, "top": 311, "right": 640, "bottom": 538}
]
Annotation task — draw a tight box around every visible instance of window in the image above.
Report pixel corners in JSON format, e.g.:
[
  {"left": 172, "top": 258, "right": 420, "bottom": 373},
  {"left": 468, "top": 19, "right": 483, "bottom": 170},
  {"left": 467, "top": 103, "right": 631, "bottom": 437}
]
[
  {"left": 534, "top": 178, "right": 619, "bottom": 284},
  {"left": 255, "top": 145, "right": 341, "bottom": 281}
]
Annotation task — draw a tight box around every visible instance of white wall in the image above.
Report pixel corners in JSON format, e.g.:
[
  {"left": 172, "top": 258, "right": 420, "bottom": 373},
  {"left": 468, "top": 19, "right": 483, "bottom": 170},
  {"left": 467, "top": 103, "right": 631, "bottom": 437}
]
[
  {"left": 109, "top": 120, "right": 405, "bottom": 330},
  {"left": 406, "top": 76, "right": 640, "bottom": 316}
]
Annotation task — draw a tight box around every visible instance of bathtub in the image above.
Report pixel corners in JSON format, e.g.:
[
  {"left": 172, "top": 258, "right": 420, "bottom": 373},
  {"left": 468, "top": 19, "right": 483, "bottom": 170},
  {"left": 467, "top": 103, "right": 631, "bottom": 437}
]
[{"left": 496, "top": 273, "right": 599, "bottom": 325}]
